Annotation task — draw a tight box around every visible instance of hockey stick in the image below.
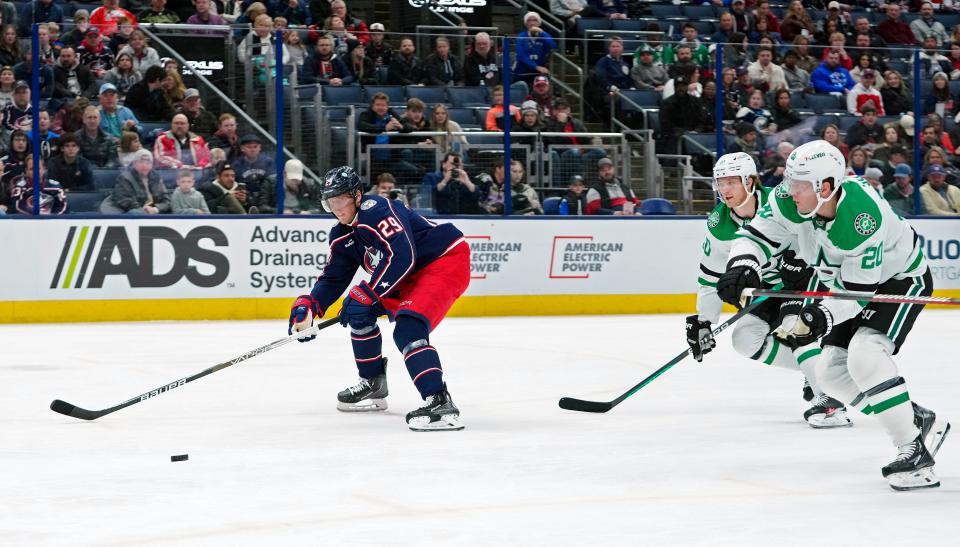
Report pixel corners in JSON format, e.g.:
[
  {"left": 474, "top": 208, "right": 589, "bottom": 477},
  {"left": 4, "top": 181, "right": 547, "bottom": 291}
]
[
  {"left": 50, "top": 317, "right": 341, "bottom": 421},
  {"left": 558, "top": 299, "right": 766, "bottom": 413},
  {"left": 743, "top": 288, "right": 960, "bottom": 306}
]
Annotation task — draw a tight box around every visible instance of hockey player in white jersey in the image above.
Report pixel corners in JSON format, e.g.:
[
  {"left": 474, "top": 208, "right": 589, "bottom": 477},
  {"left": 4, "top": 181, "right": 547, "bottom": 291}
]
[
  {"left": 688, "top": 152, "right": 851, "bottom": 428},
  {"left": 716, "top": 140, "right": 950, "bottom": 490}
]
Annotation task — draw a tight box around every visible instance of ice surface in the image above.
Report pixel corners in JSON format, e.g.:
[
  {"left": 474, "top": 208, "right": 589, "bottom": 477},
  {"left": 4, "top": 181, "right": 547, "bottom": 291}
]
[{"left": 1, "top": 312, "right": 958, "bottom": 546}]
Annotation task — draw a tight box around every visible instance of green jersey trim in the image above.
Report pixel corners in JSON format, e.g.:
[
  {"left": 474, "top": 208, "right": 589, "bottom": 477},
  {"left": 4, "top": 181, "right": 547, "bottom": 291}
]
[
  {"left": 706, "top": 186, "right": 772, "bottom": 241},
  {"left": 829, "top": 178, "right": 883, "bottom": 251},
  {"left": 771, "top": 183, "right": 805, "bottom": 224}
]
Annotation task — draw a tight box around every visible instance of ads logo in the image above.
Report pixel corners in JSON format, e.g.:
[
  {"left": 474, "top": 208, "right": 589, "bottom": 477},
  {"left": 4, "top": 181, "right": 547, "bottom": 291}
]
[
  {"left": 50, "top": 225, "right": 230, "bottom": 289},
  {"left": 550, "top": 236, "right": 624, "bottom": 279},
  {"left": 408, "top": 0, "right": 486, "bottom": 13}
]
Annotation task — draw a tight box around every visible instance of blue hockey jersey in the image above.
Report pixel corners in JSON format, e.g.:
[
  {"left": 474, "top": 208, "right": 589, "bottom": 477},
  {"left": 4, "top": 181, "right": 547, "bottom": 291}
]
[{"left": 310, "top": 195, "right": 465, "bottom": 311}]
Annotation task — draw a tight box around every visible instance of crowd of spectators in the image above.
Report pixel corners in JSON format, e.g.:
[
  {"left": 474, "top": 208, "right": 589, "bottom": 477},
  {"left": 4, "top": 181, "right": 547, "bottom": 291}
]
[{"left": 5, "top": 1, "right": 960, "bottom": 215}]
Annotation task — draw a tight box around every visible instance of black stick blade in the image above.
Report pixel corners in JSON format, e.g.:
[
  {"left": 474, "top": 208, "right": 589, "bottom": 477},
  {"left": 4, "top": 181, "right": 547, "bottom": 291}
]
[
  {"left": 50, "top": 399, "right": 102, "bottom": 420},
  {"left": 558, "top": 397, "right": 614, "bottom": 413}
]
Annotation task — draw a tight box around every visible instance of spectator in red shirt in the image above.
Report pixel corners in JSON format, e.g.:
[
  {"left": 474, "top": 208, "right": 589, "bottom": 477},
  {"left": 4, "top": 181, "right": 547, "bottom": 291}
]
[
  {"left": 753, "top": 1, "right": 780, "bottom": 34},
  {"left": 90, "top": 0, "right": 137, "bottom": 37},
  {"left": 878, "top": 4, "right": 916, "bottom": 46},
  {"left": 330, "top": 0, "right": 368, "bottom": 45}
]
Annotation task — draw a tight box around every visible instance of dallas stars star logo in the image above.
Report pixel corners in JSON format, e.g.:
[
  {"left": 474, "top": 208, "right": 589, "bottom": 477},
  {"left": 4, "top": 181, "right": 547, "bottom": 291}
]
[{"left": 854, "top": 212, "right": 878, "bottom": 236}]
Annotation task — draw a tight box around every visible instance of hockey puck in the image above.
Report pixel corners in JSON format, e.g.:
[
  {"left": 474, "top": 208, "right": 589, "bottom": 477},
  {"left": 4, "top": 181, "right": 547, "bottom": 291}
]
[{"left": 171, "top": 454, "right": 189, "bottom": 462}]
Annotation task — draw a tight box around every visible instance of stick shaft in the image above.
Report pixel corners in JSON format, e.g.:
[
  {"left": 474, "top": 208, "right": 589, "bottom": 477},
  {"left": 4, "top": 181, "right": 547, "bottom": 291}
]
[
  {"left": 744, "top": 288, "right": 960, "bottom": 306},
  {"left": 51, "top": 317, "right": 341, "bottom": 420},
  {"left": 559, "top": 298, "right": 765, "bottom": 413}
]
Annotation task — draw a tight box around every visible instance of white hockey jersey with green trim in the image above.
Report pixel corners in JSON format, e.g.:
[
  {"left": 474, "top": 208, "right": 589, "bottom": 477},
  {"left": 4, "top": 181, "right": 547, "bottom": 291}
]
[
  {"left": 696, "top": 186, "right": 786, "bottom": 323},
  {"left": 729, "top": 176, "right": 927, "bottom": 325}
]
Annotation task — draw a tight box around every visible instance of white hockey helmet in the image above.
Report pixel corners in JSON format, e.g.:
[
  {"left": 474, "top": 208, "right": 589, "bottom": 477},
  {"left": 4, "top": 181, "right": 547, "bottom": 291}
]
[
  {"left": 712, "top": 152, "right": 758, "bottom": 208},
  {"left": 781, "top": 139, "right": 846, "bottom": 218}
]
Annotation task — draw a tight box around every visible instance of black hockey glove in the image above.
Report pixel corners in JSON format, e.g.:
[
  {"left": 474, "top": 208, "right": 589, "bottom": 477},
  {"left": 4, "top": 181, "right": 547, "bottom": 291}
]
[
  {"left": 773, "top": 303, "right": 833, "bottom": 349},
  {"left": 776, "top": 299, "right": 804, "bottom": 326},
  {"left": 685, "top": 315, "right": 716, "bottom": 362},
  {"left": 716, "top": 255, "right": 762, "bottom": 309},
  {"left": 779, "top": 250, "right": 813, "bottom": 290}
]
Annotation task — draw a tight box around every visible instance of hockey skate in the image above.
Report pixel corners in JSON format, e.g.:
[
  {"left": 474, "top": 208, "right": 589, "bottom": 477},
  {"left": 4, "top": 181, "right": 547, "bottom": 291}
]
[
  {"left": 337, "top": 359, "right": 388, "bottom": 412},
  {"left": 882, "top": 435, "right": 939, "bottom": 491},
  {"left": 913, "top": 402, "right": 950, "bottom": 457},
  {"left": 803, "top": 394, "right": 852, "bottom": 429},
  {"left": 405, "top": 388, "right": 464, "bottom": 431}
]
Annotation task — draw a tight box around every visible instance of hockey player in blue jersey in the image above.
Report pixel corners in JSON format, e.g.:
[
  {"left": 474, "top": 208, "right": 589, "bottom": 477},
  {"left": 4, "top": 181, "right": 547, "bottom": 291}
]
[{"left": 287, "top": 166, "right": 471, "bottom": 431}]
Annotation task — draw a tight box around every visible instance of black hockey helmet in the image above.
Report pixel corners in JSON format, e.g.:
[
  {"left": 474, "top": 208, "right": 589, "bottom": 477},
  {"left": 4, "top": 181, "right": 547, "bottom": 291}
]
[{"left": 321, "top": 166, "right": 363, "bottom": 212}]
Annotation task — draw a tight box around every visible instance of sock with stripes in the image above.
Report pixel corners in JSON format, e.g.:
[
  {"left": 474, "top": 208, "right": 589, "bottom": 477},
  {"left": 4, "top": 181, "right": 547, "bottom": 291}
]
[
  {"left": 847, "top": 328, "right": 919, "bottom": 446},
  {"left": 350, "top": 324, "right": 384, "bottom": 379},
  {"left": 393, "top": 315, "right": 444, "bottom": 399}
]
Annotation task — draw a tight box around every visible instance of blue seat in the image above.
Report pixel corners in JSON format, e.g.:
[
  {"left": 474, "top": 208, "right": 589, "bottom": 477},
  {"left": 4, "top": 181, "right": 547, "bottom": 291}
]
[
  {"left": 804, "top": 93, "right": 843, "bottom": 114},
  {"left": 364, "top": 85, "right": 405, "bottom": 104},
  {"left": 447, "top": 107, "right": 477, "bottom": 128},
  {"left": 447, "top": 86, "right": 489, "bottom": 107},
  {"left": 465, "top": 133, "right": 503, "bottom": 146},
  {"left": 542, "top": 196, "right": 562, "bottom": 215},
  {"left": 682, "top": 133, "right": 723, "bottom": 156},
  {"left": 140, "top": 122, "right": 167, "bottom": 146},
  {"left": 322, "top": 85, "right": 364, "bottom": 105},
  {"left": 949, "top": 80, "right": 960, "bottom": 97},
  {"left": 649, "top": 4, "right": 683, "bottom": 18},
  {"left": 620, "top": 89, "right": 659, "bottom": 109},
  {"left": 405, "top": 86, "right": 446, "bottom": 104},
  {"left": 296, "top": 84, "right": 320, "bottom": 100},
  {"left": 689, "top": 21, "right": 715, "bottom": 36},
  {"left": 641, "top": 198, "right": 676, "bottom": 215},
  {"left": 92, "top": 169, "right": 120, "bottom": 190},
  {"left": 789, "top": 91, "right": 806, "bottom": 108},
  {"left": 67, "top": 191, "right": 106, "bottom": 213},
  {"left": 683, "top": 5, "right": 718, "bottom": 19},
  {"left": 837, "top": 115, "right": 860, "bottom": 132},
  {"left": 611, "top": 19, "right": 647, "bottom": 32}
]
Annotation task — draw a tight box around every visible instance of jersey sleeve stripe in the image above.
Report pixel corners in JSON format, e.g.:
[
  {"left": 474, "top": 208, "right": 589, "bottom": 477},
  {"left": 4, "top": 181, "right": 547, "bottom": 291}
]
[
  {"left": 739, "top": 233, "right": 773, "bottom": 260},
  {"left": 699, "top": 263, "right": 724, "bottom": 278},
  {"left": 841, "top": 280, "right": 880, "bottom": 293},
  {"left": 743, "top": 224, "right": 781, "bottom": 249},
  {"left": 697, "top": 277, "right": 717, "bottom": 287},
  {"left": 384, "top": 200, "right": 417, "bottom": 296}
]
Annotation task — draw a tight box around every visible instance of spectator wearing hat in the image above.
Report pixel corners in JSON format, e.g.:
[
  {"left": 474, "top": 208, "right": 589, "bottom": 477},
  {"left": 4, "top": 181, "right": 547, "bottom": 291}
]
[
  {"left": 97, "top": 82, "right": 141, "bottom": 138},
  {"left": 585, "top": 157, "right": 637, "bottom": 215},
  {"left": 257, "top": 158, "right": 321, "bottom": 214},
  {"left": 525, "top": 75, "right": 555, "bottom": 118},
  {"left": 100, "top": 148, "right": 169, "bottom": 214},
  {"left": 341, "top": 39, "right": 377, "bottom": 85},
  {"left": 154, "top": 113, "right": 211, "bottom": 170},
  {"left": 422, "top": 37, "right": 462, "bottom": 86},
  {"left": 367, "top": 23, "right": 393, "bottom": 68},
  {"left": 199, "top": 161, "right": 249, "bottom": 214},
  {"left": 561, "top": 175, "right": 587, "bottom": 215},
  {"left": 139, "top": 0, "right": 180, "bottom": 24},
  {"left": 515, "top": 11, "right": 556, "bottom": 87},
  {"left": 847, "top": 68, "right": 884, "bottom": 115},
  {"left": 77, "top": 27, "right": 114, "bottom": 79},
  {"left": 727, "top": 122, "right": 761, "bottom": 166},
  {"left": 631, "top": 47, "right": 668, "bottom": 91},
  {"left": 47, "top": 133, "right": 94, "bottom": 191},
  {"left": 811, "top": 49, "right": 854, "bottom": 94},
  {"left": 911, "top": 2, "right": 948, "bottom": 47},
  {"left": 878, "top": 4, "right": 914, "bottom": 46},
  {"left": 515, "top": 100, "right": 544, "bottom": 154},
  {"left": 17, "top": 0, "right": 64, "bottom": 39},
  {"left": 883, "top": 164, "right": 921, "bottom": 215},
  {"left": 916, "top": 34, "right": 952, "bottom": 79},
  {"left": 90, "top": 0, "right": 137, "bottom": 37},
  {"left": 658, "top": 74, "right": 703, "bottom": 153},
  {"left": 233, "top": 133, "right": 275, "bottom": 203},
  {"left": 923, "top": 72, "right": 959, "bottom": 118},
  {"left": 845, "top": 104, "right": 883, "bottom": 147},
  {"left": 1, "top": 80, "right": 31, "bottom": 146},
  {"left": 103, "top": 51, "right": 141, "bottom": 98},
  {"left": 729, "top": 0, "right": 753, "bottom": 33},
  {"left": 181, "top": 88, "right": 218, "bottom": 139},
  {"left": 124, "top": 65, "right": 174, "bottom": 122},
  {"left": 662, "top": 65, "right": 701, "bottom": 100},
  {"left": 464, "top": 32, "right": 499, "bottom": 87},
  {"left": 862, "top": 166, "right": 885, "bottom": 191},
  {"left": 920, "top": 164, "right": 960, "bottom": 215},
  {"left": 1, "top": 129, "right": 30, "bottom": 185}
]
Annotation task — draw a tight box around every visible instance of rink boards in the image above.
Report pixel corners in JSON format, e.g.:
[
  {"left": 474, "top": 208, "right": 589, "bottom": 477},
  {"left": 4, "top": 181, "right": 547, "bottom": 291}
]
[{"left": 2, "top": 216, "right": 959, "bottom": 323}]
